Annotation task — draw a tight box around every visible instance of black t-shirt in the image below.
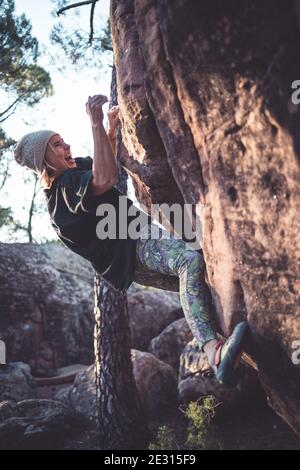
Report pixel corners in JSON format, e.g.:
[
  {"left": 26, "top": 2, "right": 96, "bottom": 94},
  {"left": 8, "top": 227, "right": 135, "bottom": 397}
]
[{"left": 44, "top": 157, "right": 152, "bottom": 293}]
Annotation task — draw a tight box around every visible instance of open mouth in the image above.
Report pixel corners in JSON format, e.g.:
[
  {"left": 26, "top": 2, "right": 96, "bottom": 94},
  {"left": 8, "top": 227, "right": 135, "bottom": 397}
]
[{"left": 65, "top": 155, "right": 75, "bottom": 163}]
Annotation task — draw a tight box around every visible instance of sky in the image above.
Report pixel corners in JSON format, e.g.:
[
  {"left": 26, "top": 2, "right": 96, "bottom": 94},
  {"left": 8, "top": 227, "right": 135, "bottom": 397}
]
[{"left": 1, "top": 0, "right": 139, "bottom": 243}]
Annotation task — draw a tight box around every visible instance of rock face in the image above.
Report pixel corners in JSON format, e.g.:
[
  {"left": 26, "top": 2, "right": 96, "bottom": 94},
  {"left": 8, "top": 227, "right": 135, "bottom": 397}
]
[
  {"left": 0, "top": 243, "right": 94, "bottom": 372},
  {"left": 0, "top": 399, "right": 85, "bottom": 450},
  {"left": 110, "top": 0, "right": 300, "bottom": 435}
]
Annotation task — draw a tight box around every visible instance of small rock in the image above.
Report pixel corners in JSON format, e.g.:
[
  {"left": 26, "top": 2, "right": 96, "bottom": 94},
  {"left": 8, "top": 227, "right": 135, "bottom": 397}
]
[
  {"left": 148, "top": 317, "right": 193, "bottom": 372},
  {"left": 0, "top": 362, "right": 36, "bottom": 402},
  {"left": 128, "top": 290, "right": 183, "bottom": 351}
]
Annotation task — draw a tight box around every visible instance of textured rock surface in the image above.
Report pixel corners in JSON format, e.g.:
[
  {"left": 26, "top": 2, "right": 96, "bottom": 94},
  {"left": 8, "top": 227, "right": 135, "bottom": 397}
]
[
  {"left": 110, "top": 0, "right": 300, "bottom": 435},
  {"left": 57, "top": 365, "right": 96, "bottom": 425},
  {"left": 148, "top": 317, "right": 193, "bottom": 372},
  {"left": 0, "top": 362, "right": 36, "bottom": 402},
  {"left": 58, "top": 350, "right": 178, "bottom": 423},
  {"left": 131, "top": 349, "right": 178, "bottom": 418},
  {"left": 0, "top": 242, "right": 94, "bottom": 372},
  {"left": 128, "top": 289, "right": 183, "bottom": 351},
  {"left": 0, "top": 399, "right": 85, "bottom": 450},
  {"left": 178, "top": 339, "right": 263, "bottom": 415}
]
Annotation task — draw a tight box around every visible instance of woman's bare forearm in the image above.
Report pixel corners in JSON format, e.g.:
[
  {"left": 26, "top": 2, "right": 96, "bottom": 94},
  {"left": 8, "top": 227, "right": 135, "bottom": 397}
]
[
  {"left": 92, "top": 122, "right": 117, "bottom": 185},
  {"left": 107, "top": 128, "right": 117, "bottom": 156}
]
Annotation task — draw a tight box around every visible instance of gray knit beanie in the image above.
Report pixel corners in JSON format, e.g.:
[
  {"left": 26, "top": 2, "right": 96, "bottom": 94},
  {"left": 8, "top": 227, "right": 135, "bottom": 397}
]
[{"left": 14, "top": 130, "right": 57, "bottom": 175}]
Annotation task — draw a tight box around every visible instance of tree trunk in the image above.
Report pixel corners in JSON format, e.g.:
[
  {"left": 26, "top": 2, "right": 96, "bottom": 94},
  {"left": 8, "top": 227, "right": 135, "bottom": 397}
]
[{"left": 93, "top": 63, "right": 150, "bottom": 450}]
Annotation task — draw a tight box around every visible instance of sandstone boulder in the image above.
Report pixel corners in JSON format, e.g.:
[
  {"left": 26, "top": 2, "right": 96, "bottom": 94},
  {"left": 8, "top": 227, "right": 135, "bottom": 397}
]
[
  {"left": 128, "top": 289, "right": 183, "bottom": 350},
  {"left": 148, "top": 317, "right": 193, "bottom": 372},
  {"left": 0, "top": 242, "right": 94, "bottom": 373},
  {"left": 57, "top": 350, "right": 178, "bottom": 423},
  {"left": 110, "top": 0, "right": 300, "bottom": 435}
]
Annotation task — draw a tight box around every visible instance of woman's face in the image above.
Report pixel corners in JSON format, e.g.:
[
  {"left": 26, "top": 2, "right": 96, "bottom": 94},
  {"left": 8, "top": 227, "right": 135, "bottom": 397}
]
[{"left": 45, "top": 134, "right": 77, "bottom": 172}]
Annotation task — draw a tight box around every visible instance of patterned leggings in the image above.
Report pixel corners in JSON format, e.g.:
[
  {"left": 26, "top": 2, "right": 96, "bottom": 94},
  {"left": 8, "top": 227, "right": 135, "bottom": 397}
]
[{"left": 135, "top": 225, "right": 218, "bottom": 350}]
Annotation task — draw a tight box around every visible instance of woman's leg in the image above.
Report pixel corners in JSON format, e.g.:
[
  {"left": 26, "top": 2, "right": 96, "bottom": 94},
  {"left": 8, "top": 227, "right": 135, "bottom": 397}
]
[{"left": 135, "top": 225, "right": 218, "bottom": 352}]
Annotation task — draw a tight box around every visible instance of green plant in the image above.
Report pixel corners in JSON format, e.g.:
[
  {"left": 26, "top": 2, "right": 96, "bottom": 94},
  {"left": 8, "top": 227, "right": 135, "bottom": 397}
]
[
  {"left": 183, "top": 396, "right": 220, "bottom": 450},
  {"left": 148, "top": 425, "right": 179, "bottom": 450},
  {"left": 148, "top": 396, "right": 221, "bottom": 450}
]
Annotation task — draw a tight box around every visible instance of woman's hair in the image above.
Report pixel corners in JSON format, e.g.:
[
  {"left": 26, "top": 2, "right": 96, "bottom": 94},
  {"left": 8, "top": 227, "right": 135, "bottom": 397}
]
[{"left": 39, "top": 142, "right": 58, "bottom": 189}]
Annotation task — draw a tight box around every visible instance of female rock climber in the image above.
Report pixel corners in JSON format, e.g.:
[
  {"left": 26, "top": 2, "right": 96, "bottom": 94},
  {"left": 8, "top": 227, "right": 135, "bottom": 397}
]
[{"left": 14, "top": 94, "right": 248, "bottom": 388}]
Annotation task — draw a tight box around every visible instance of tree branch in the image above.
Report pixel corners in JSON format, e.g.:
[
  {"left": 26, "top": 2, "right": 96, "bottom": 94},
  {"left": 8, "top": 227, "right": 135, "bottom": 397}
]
[
  {"left": 0, "top": 91, "right": 29, "bottom": 119},
  {"left": 88, "top": 1, "right": 97, "bottom": 45},
  {"left": 0, "top": 109, "right": 17, "bottom": 124},
  {"left": 56, "top": 0, "right": 99, "bottom": 16}
]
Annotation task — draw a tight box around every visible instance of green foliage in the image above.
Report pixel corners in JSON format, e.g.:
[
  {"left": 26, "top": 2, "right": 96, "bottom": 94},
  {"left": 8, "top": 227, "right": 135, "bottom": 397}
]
[
  {"left": 0, "top": 0, "right": 53, "bottom": 121},
  {"left": 148, "top": 397, "right": 221, "bottom": 450},
  {"left": 0, "top": 0, "right": 53, "bottom": 241},
  {"left": 0, "top": 128, "right": 14, "bottom": 193},
  {"left": 0, "top": 206, "right": 13, "bottom": 229},
  {"left": 99, "top": 18, "right": 113, "bottom": 52},
  {"left": 0, "top": 128, "right": 14, "bottom": 152},
  {"left": 148, "top": 425, "right": 178, "bottom": 450},
  {"left": 184, "top": 397, "right": 220, "bottom": 450}
]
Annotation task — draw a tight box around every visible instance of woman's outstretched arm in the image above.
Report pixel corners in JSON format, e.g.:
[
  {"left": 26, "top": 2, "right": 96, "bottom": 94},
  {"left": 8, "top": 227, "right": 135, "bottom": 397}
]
[{"left": 86, "top": 95, "right": 117, "bottom": 195}]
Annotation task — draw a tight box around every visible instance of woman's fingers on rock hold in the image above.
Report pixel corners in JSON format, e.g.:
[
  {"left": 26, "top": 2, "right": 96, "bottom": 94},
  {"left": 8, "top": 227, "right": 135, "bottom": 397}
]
[
  {"left": 89, "top": 94, "right": 108, "bottom": 103},
  {"left": 108, "top": 106, "right": 119, "bottom": 116},
  {"left": 86, "top": 95, "right": 108, "bottom": 107}
]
